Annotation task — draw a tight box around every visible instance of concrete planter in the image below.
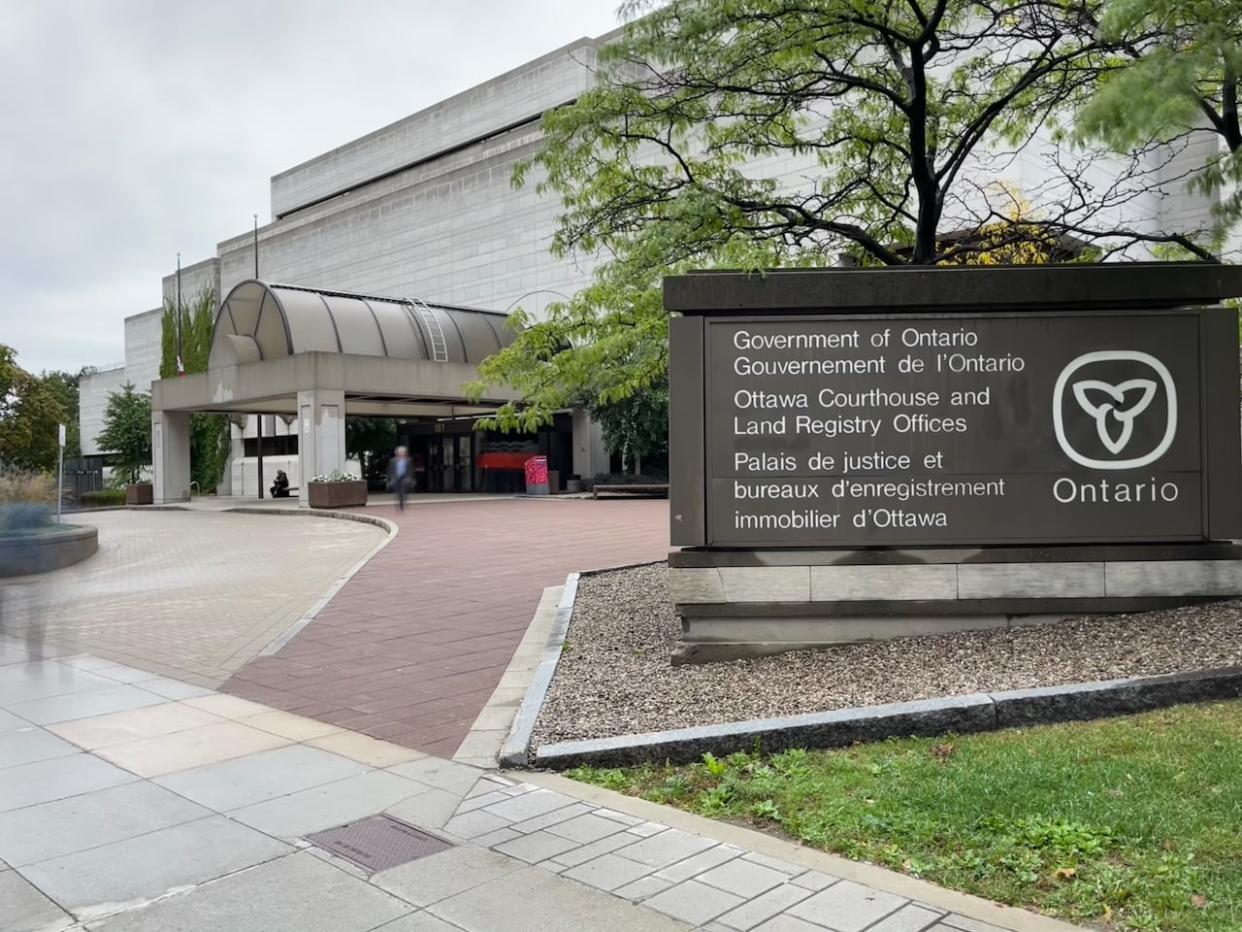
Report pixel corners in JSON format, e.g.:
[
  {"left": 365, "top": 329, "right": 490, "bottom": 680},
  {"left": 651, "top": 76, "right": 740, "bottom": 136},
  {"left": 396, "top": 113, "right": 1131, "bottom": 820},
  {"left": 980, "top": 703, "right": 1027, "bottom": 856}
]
[
  {"left": 0, "top": 524, "right": 99, "bottom": 577},
  {"left": 125, "top": 483, "right": 153, "bottom": 505},
  {"left": 308, "top": 480, "right": 367, "bottom": 509}
]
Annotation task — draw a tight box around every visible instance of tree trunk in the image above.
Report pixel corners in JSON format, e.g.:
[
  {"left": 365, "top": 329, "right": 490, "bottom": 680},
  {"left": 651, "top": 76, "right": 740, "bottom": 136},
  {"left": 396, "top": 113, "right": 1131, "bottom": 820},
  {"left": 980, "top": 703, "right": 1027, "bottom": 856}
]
[{"left": 906, "top": 48, "right": 941, "bottom": 265}]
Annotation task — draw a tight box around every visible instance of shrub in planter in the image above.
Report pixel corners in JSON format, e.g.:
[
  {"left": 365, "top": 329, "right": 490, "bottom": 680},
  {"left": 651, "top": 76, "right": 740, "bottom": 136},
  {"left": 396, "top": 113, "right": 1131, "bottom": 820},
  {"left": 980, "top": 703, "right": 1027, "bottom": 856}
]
[{"left": 308, "top": 471, "right": 367, "bottom": 508}]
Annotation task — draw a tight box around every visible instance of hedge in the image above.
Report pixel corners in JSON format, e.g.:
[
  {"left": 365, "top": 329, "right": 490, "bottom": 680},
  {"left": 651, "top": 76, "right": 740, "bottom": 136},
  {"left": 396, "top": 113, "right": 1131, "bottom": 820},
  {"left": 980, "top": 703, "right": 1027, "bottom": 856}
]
[{"left": 79, "top": 489, "right": 126, "bottom": 507}]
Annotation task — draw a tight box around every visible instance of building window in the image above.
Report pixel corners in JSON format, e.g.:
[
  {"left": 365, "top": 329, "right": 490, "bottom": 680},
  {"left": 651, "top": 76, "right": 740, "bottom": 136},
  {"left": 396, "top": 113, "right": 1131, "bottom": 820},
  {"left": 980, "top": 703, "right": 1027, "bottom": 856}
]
[{"left": 243, "top": 435, "right": 298, "bottom": 457}]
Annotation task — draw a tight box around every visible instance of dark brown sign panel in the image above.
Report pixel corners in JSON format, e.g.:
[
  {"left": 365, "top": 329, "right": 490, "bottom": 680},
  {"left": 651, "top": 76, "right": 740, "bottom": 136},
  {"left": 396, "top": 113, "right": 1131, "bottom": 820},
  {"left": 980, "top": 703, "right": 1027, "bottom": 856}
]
[{"left": 688, "top": 310, "right": 1228, "bottom": 547}]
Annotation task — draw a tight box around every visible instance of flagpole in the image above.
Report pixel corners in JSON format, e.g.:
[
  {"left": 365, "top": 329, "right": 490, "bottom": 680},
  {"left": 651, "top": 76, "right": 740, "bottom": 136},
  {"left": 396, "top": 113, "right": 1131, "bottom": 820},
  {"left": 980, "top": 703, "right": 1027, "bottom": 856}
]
[
  {"left": 175, "top": 253, "right": 183, "bottom": 371},
  {"left": 254, "top": 214, "right": 262, "bottom": 499}
]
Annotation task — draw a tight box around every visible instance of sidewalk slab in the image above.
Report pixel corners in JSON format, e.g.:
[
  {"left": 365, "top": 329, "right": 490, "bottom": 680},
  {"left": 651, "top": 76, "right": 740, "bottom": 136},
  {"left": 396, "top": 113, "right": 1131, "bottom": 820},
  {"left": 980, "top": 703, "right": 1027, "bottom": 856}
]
[
  {"left": 0, "top": 868, "right": 72, "bottom": 932},
  {"left": 0, "top": 640, "right": 1080, "bottom": 932},
  {"left": 153, "top": 744, "right": 370, "bottom": 810},
  {"left": 0, "top": 752, "right": 135, "bottom": 811},
  {"left": 82, "top": 851, "right": 412, "bottom": 932},
  {"left": 21, "top": 815, "right": 291, "bottom": 917},
  {"left": 228, "top": 770, "right": 429, "bottom": 838},
  {"left": 0, "top": 779, "right": 209, "bottom": 866},
  {"left": 427, "top": 863, "right": 691, "bottom": 932}
]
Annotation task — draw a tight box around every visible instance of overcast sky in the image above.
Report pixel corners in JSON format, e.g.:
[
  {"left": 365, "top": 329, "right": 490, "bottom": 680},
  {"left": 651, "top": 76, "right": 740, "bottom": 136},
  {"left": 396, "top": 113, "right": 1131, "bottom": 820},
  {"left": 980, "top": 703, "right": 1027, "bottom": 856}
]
[{"left": 0, "top": 0, "right": 623, "bottom": 375}]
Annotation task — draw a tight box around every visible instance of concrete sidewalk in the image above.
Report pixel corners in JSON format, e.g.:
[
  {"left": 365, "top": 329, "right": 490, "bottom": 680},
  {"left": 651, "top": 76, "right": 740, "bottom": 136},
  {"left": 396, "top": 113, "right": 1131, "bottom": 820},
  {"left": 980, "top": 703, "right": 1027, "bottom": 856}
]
[{"left": 0, "top": 636, "right": 1078, "bottom": 932}]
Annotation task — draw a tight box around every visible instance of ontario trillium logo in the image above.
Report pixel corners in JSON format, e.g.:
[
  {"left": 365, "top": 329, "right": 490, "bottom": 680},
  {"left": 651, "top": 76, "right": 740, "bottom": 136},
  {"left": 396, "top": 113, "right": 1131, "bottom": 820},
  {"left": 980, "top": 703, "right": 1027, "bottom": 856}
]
[
  {"left": 1072, "top": 378, "right": 1157, "bottom": 455},
  {"left": 1053, "top": 351, "right": 1177, "bottom": 470}
]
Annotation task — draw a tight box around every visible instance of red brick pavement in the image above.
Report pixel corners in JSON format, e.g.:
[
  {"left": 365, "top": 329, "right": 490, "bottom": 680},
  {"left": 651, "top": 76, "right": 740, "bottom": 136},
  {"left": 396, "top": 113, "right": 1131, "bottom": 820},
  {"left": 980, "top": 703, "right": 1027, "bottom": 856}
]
[{"left": 223, "top": 498, "right": 669, "bottom": 757}]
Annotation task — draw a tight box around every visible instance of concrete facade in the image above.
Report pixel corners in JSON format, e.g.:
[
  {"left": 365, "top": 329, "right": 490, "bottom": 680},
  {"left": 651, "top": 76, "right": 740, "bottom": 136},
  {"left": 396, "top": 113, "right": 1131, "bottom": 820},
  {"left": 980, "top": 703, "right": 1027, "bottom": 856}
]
[
  {"left": 82, "top": 29, "right": 1236, "bottom": 475},
  {"left": 79, "top": 365, "right": 130, "bottom": 457}
]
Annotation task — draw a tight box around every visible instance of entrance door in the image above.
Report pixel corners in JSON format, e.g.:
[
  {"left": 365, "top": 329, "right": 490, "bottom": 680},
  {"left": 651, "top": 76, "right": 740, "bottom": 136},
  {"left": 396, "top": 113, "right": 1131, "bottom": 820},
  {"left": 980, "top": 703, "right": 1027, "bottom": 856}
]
[
  {"left": 439, "top": 435, "right": 456, "bottom": 491},
  {"left": 457, "top": 434, "right": 473, "bottom": 492},
  {"left": 411, "top": 432, "right": 476, "bottom": 492}
]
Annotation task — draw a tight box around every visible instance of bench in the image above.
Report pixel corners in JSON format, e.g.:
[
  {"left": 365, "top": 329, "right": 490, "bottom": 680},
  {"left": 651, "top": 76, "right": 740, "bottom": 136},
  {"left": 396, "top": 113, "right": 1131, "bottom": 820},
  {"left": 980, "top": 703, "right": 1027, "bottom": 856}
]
[{"left": 592, "top": 483, "right": 669, "bottom": 499}]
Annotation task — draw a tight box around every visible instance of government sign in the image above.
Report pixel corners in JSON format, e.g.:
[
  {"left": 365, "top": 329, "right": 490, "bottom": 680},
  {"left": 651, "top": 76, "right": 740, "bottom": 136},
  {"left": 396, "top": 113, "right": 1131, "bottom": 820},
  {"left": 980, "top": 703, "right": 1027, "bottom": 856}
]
[{"left": 667, "top": 267, "right": 1242, "bottom": 549}]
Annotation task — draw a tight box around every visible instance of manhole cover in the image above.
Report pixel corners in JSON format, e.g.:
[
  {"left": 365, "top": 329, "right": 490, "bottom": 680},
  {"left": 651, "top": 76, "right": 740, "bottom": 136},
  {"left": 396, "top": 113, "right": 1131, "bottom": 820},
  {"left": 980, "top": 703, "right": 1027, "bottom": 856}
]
[{"left": 308, "top": 815, "right": 453, "bottom": 872}]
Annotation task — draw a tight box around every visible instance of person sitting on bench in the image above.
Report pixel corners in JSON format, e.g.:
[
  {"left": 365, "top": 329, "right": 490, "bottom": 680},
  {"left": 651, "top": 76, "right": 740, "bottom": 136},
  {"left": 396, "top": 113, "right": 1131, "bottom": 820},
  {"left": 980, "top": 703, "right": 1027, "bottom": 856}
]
[{"left": 270, "top": 470, "right": 291, "bottom": 498}]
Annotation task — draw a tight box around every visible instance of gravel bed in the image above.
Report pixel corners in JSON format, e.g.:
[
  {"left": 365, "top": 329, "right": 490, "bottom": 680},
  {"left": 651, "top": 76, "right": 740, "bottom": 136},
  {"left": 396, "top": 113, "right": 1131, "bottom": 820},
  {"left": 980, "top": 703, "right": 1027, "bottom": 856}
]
[{"left": 531, "top": 562, "right": 1242, "bottom": 747}]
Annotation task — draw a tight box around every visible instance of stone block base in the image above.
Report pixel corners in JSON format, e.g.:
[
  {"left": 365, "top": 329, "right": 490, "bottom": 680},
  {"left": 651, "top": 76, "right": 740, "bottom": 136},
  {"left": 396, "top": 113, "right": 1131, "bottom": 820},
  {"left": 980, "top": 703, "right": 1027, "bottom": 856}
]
[{"left": 668, "top": 544, "right": 1242, "bottom": 663}]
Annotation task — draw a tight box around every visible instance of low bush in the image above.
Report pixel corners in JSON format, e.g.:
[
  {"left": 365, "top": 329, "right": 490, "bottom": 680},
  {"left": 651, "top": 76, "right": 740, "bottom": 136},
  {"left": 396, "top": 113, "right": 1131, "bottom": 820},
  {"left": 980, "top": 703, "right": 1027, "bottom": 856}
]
[
  {"left": 0, "top": 503, "right": 52, "bottom": 532},
  {"left": 0, "top": 471, "right": 56, "bottom": 505},
  {"left": 310, "top": 470, "right": 358, "bottom": 483},
  {"left": 79, "top": 489, "right": 126, "bottom": 507}
]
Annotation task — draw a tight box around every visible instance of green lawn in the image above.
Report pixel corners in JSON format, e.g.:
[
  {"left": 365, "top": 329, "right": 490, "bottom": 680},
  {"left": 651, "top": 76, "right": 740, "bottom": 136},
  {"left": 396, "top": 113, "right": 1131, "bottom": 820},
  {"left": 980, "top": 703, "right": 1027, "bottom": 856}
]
[{"left": 567, "top": 701, "right": 1242, "bottom": 931}]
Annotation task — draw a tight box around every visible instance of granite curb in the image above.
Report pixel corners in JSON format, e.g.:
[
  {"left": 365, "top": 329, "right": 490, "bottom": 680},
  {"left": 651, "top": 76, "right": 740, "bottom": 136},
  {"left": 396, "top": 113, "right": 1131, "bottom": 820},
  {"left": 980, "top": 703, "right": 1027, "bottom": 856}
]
[
  {"left": 498, "top": 561, "right": 664, "bottom": 767},
  {"left": 498, "top": 573, "right": 580, "bottom": 767},
  {"left": 531, "top": 667, "right": 1242, "bottom": 768},
  {"left": 223, "top": 505, "right": 398, "bottom": 537}
]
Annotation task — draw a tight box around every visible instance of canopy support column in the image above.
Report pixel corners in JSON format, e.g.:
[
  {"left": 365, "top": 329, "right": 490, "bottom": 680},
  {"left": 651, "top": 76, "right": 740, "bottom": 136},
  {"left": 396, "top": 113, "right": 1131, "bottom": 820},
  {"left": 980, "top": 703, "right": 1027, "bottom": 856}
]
[
  {"left": 152, "top": 410, "right": 191, "bottom": 504},
  {"left": 297, "top": 389, "right": 346, "bottom": 505}
]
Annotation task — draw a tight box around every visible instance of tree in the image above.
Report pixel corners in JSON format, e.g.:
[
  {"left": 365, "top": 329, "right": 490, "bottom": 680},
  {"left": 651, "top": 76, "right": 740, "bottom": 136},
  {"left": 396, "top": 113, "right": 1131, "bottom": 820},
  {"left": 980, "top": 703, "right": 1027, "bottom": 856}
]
[
  {"left": 41, "top": 370, "right": 82, "bottom": 461},
  {"left": 346, "top": 417, "right": 398, "bottom": 483},
  {"left": 96, "top": 383, "right": 151, "bottom": 486},
  {"left": 1075, "top": 0, "right": 1242, "bottom": 241},
  {"left": 472, "top": 0, "right": 1210, "bottom": 428},
  {"left": 0, "top": 345, "right": 68, "bottom": 472},
  {"left": 160, "top": 288, "right": 229, "bottom": 493},
  {"left": 589, "top": 378, "right": 669, "bottom": 475}
]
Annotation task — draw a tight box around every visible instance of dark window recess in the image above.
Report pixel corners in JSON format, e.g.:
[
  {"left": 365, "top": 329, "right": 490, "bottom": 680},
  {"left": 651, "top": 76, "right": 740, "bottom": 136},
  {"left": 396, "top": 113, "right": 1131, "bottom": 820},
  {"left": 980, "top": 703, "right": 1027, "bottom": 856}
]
[{"left": 243, "top": 435, "right": 298, "bottom": 457}]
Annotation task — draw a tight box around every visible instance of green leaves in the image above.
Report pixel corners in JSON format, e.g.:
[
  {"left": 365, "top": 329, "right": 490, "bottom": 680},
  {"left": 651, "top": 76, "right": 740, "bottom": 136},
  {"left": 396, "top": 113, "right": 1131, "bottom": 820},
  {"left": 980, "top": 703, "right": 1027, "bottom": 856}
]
[
  {"left": 0, "top": 345, "right": 70, "bottom": 473},
  {"left": 1075, "top": 0, "right": 1242, "bottom": 235},
  {"left": 480, "top": 0, "right": 1223, "bottom": 427},
  {"left": 97, "top": 383, "right": 151, "bottom": 486},
  {"left": 160, "top": 290, "right": 228, "bottom": 493}
]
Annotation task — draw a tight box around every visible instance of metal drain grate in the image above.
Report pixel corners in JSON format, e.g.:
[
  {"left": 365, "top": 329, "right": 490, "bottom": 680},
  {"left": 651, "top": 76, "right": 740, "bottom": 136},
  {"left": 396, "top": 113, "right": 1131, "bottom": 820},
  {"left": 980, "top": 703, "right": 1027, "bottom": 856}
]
[{"left": 307, "top": 815, "right": 453, "bottom": 872}]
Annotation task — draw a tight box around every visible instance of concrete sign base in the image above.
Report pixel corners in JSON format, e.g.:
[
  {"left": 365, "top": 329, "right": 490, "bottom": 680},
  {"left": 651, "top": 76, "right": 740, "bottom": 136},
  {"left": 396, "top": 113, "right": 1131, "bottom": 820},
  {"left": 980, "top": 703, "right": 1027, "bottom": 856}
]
[
  {"left": 667, "top": 543, "right": 1242, "bottom": 662},
  {"left": 665, "top": 265, "right": 1242, "bottom": 661}
]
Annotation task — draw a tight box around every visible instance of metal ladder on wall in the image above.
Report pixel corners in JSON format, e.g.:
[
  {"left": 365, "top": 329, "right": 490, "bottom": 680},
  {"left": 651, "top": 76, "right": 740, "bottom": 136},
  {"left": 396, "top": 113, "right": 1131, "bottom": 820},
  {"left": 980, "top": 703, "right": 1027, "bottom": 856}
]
[{"left": 407, "top": 296, "right": 449, "bottom": 362}]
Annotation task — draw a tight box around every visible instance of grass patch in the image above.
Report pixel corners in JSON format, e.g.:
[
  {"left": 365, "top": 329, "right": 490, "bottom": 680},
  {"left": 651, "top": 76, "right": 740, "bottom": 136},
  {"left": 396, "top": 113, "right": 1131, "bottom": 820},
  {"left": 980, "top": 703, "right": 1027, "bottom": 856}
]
[{"left": 567, "top": 701, "right": 1242, "bottom": 931}]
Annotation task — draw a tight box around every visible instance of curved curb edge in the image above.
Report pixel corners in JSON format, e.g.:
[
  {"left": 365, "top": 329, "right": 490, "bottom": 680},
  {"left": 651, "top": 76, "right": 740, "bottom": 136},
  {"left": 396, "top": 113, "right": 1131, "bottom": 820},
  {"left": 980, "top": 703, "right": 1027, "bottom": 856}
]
[
  {"left": 530, "top": 666, "right": 1242, "bottom": 769},
  {"left": 219, "top": 506, "right": 400, "bottom": 658}
]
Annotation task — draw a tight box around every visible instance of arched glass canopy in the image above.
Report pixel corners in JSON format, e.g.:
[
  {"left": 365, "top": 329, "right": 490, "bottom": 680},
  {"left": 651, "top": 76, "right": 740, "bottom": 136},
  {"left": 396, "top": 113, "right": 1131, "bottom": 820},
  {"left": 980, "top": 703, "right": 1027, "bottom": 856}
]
[{"left": 209, "top": 280, "right": 515, "bottom": 369}]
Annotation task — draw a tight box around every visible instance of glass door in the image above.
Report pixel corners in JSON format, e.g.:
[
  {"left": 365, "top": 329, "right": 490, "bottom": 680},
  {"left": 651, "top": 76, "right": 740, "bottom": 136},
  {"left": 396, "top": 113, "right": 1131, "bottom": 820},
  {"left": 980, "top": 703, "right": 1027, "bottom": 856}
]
[{"left": 456, "top": 435, "right": 474, "bottom": 492}]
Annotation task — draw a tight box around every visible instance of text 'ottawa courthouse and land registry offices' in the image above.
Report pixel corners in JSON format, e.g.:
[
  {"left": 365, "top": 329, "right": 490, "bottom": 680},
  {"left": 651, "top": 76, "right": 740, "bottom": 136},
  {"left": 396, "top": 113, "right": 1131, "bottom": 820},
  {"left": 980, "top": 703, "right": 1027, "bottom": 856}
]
[{"left": 713, "top": 312, "right": 1204, "bottom": 546}]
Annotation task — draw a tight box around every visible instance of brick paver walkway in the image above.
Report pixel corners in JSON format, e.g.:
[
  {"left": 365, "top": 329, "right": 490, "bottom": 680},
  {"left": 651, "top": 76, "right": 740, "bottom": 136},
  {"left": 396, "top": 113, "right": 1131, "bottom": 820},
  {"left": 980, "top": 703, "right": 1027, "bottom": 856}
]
[
  {"left": 0, "top": 510, "right": 384, "bottom": 687},
  {"left": 224, "top": 499, "right": 669, "bottom": 757}
]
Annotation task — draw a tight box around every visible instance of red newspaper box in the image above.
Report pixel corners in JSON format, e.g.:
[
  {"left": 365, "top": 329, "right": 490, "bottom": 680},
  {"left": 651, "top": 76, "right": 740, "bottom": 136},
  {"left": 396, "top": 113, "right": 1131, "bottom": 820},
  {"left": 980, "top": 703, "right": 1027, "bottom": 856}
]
[{"left": 523, "top": 455, "right": 549, "bottom": 495}]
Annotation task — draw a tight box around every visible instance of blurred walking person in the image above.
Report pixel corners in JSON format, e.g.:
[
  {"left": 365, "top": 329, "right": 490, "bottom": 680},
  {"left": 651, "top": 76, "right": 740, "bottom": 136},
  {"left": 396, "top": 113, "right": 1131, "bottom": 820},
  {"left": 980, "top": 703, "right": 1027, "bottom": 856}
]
[{"left": 386, "top": 445, "right": 412, "bottom": 511}]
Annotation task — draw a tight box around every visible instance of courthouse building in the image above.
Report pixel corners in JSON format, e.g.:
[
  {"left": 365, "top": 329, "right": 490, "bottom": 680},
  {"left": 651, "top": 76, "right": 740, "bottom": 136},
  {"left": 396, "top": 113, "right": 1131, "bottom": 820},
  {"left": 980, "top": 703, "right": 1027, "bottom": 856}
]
[{"left": 79, "top": 27, "right": 1231, "bottom": 497}]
